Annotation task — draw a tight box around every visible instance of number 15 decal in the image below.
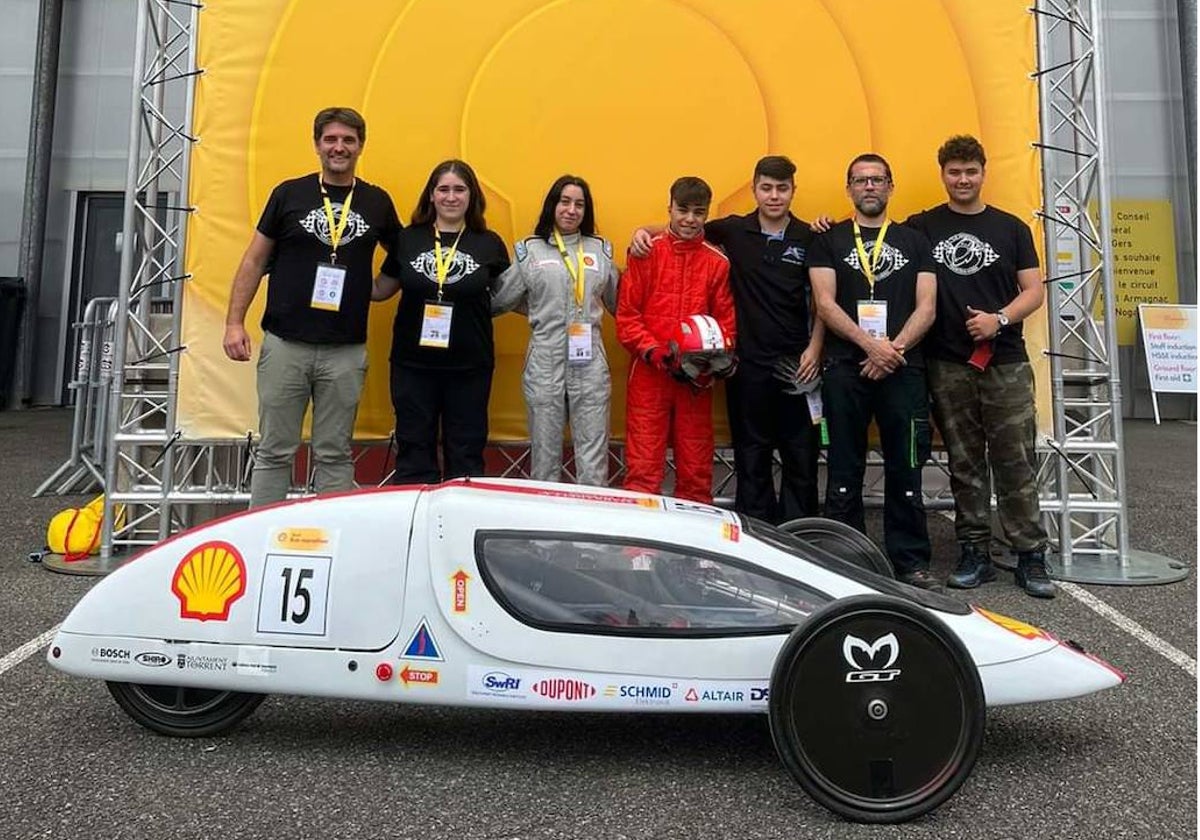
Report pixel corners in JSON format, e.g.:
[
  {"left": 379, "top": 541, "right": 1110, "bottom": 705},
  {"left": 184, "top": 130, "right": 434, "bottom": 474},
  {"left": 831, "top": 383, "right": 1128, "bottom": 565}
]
[{"left": 256, "top": 554, "right": 332, "bottom": 636}]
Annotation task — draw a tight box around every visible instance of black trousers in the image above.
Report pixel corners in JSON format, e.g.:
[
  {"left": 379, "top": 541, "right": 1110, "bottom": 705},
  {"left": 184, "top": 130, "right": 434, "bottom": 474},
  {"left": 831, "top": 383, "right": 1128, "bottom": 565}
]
[
  {"left": 390, "top": 364, "right": 493, "bottom": 484},
  {"left": 822, "top": 360, "right": 931, "bottom": 574},
  {"left": 727, "top": 359, "right": 820, "bottom": 525}
]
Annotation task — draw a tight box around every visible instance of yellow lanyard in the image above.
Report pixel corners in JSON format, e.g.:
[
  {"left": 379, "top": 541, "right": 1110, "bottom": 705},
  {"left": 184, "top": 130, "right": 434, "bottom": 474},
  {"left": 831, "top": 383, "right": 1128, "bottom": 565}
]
[
  {"left": 853, "top": 219, "right": 891, "bottom": 298},
  {"left": 319, "top": 179, "right": 355, "bottom": 263},
  {"left": 433, "top": 227, "right": 465, "bottom": 301},
  {"left": 553, "top": 229, "right": 586, "bottom": 311}
]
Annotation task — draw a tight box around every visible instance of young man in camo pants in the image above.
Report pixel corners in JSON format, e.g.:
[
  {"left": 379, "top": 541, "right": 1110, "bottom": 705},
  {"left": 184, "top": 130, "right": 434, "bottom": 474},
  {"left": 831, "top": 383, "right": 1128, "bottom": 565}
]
[{"left": 904, "top": 135, "right": 1055, "bottom": 598}]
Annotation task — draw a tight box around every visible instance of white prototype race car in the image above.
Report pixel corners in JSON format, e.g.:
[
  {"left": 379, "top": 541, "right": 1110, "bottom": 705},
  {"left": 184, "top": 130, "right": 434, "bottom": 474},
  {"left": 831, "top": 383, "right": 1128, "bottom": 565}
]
[{"left": 48, "top": 479, "right": 1124, "bottom": 823}]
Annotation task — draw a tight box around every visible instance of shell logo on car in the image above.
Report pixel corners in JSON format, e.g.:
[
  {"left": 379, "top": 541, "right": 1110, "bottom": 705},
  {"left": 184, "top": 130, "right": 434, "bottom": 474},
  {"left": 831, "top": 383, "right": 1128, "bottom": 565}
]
[{"left": 171, "top": 540, "right": 247, "bottom": 622}]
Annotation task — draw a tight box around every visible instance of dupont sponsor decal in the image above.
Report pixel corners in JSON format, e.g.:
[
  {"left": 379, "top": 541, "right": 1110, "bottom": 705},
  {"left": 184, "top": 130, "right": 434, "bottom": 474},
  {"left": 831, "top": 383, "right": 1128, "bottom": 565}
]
[
  {"left": 531, "top": 677, "right": 596, "bottom": 702},
  {"left": 134, "top": 651, "right": 172, "bottom": 668}
]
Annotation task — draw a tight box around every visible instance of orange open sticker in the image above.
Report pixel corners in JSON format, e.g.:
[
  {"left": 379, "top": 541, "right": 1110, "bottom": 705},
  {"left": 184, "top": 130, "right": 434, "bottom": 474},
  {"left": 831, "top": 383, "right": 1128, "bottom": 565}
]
[
  {"left": 171, "top": 540, "right": 247, "bottom": 622},
  {"left": 975, "top": 607, "right": 1051, "bottom": 640}
]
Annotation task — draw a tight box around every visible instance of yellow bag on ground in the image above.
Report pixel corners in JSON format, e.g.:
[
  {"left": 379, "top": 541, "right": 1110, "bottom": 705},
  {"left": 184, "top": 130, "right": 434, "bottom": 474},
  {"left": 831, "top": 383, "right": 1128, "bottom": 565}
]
[{"left": 46, "top": 495, "right": 119, "bottom": 561}]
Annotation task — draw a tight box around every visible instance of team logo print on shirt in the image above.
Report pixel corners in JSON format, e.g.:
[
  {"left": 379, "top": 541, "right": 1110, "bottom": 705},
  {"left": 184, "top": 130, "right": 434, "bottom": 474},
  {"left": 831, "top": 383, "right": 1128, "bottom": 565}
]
[
  {"left": 932, "top": 233, "right": 999, "bottom": 276},
  {"left": 842, "top": 243, "right": 908, "bottom": 282},
  {"left": 411, "top": 249, "right": 480, "bottom": 284},
  {"left": 298, "top": 203, "right": 370, "bottom": 248},
  {"left": 781, "top": 245, "right": 806, "bottom": 265}
]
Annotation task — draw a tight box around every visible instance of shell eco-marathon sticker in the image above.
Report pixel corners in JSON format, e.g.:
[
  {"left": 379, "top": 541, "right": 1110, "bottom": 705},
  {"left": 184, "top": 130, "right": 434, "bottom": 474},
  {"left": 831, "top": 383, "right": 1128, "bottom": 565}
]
[
  {"left": 466, "top": 667, "right": 768, "bottom": 710},
  {"left": 171, "top": 540, "right": 247, "bottom": 622},
  {"left": 270, "top": 526, "right": 338, "bottom": 554}
]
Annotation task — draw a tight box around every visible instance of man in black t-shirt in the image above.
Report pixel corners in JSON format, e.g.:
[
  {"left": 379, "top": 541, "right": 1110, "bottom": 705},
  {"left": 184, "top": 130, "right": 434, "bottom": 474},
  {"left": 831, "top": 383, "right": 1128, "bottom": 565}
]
[
  {"left": 808, "top": 153, "right": 939, "bottom": 589},
  {"left": 628, "top": 156, "right": 824, "bottom": 523},
  {"left": 222, "top": 107, "right": 402, "bottom": 507},
  {"left": 905, "top": 135, "right": 1053, "bottom": 598}
]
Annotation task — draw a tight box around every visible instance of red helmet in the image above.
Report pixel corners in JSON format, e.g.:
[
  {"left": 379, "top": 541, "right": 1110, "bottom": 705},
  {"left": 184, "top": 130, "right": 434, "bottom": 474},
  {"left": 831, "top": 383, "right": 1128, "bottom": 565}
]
[{"left": 671, "top": 315, "right": 735, "bottom": 387}]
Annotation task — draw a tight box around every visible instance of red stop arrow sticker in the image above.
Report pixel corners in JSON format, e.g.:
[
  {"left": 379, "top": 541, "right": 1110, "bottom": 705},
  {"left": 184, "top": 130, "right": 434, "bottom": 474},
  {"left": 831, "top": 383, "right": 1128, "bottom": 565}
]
[
  {"left": 399, "top": 665, "right": 439, "bottom": 687},
  {"left": 451, "top": 569, "right": 471, "bottom": 613}
]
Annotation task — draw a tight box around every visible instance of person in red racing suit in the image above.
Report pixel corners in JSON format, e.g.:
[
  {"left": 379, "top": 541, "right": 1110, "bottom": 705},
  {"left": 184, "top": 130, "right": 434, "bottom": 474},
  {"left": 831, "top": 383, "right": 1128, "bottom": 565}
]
[{"left": 617, "top": 177, "right": 736, "bottom": 503}]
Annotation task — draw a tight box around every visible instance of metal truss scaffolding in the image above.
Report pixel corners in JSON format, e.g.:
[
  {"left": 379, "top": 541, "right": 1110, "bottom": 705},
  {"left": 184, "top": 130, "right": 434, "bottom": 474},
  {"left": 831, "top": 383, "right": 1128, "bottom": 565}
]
[
  {"left": 92, "top": 0, "right": 1181, "bottom": 584},
  {"left": 1031, "top": 0, "right": 1185, "bottom": 583}
]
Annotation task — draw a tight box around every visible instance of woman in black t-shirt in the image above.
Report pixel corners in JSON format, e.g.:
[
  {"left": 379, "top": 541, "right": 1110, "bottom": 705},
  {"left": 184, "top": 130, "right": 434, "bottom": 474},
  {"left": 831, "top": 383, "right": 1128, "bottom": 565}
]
[{"left": 374, "top": 159, "right": 509, "bottom": 483}]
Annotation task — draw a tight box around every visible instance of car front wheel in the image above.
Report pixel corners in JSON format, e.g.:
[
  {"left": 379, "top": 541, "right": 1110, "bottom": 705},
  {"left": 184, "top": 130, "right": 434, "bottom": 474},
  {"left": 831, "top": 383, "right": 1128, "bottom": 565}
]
[{"left": 106, "top": 681, "right": 265, "bottom": 737}]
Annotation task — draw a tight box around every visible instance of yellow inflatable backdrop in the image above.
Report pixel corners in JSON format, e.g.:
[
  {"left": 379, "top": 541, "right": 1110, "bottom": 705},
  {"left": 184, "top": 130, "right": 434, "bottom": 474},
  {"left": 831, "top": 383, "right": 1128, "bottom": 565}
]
[{"left": 180, "top": 0, "right": 1048, "bottom": 442}]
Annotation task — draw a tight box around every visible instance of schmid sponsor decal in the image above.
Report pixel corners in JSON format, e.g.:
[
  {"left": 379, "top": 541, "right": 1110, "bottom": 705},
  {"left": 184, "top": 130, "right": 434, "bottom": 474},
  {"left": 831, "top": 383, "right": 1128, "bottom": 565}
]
[
  {"left": 531, "top": 677, "right": 596, "bottom": 701},
  {"left": 605, "top": 684, "right": 673, "bottom": 704},
  {"left": 91, "top": 647, "right": 131, "bottom": 663},
  {"left": 134, "top": 651, "right": 171, "bottom": 668}
]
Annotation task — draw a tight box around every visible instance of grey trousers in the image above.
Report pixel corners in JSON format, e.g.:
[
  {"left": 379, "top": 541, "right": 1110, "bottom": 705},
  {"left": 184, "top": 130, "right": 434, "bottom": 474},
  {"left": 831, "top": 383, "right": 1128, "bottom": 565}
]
[{"left": 250, "top": 331, "right": 368, "bottom": 507}]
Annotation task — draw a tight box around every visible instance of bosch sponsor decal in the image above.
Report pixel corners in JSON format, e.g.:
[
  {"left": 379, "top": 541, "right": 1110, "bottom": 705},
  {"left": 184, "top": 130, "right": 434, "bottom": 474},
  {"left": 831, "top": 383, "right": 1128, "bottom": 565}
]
[
  {"left": 134, "top": 651, "right": 172, "bottom": 668},
  {"left": 90, "top": 647, "right": 132, "bottom": 664},
  {"left": 175, "top": 653, "right": 229, "bottom": 672},
  {"left": 843, "top": 633, "right": 901, "bottom": 683}
]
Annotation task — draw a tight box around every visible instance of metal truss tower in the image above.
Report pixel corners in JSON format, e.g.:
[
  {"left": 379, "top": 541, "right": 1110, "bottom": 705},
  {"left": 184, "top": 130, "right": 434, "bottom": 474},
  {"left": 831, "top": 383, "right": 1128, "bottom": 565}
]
[{"left": 1032, "top": 0, "right": 1185, "bottom": 583}]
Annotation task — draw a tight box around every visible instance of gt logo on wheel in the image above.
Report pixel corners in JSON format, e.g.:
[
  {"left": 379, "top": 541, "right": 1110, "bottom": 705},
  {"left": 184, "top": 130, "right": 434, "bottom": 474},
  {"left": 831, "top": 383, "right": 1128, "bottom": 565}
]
[{"left": 842, "top": 633, "right": 902, "bottom": 683}]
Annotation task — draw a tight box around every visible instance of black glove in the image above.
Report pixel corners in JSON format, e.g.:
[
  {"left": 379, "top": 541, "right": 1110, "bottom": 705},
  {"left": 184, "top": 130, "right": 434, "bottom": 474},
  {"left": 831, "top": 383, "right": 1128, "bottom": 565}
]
[{"left": 643, "top": 345, "right": 676, "bottom": 371}]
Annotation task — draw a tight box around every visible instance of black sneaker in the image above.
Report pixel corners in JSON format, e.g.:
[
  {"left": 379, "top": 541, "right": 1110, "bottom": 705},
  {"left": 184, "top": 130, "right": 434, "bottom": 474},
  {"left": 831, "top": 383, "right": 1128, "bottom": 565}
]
[
  {"left": 898, "top": 568, "right": 943, "bottom": 592},
  {"left": 947, "top": 543, "right": 997, "bottom": 589},
  {"left": 1015, "top": 551, "right": 1057, "bottom": 599}
]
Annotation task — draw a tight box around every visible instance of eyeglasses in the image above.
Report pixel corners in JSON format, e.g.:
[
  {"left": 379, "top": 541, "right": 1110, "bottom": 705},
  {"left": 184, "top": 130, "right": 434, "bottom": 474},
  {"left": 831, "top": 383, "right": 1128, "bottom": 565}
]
[{"left": 848, "top": 175, "right": 890, "bottom": 187}]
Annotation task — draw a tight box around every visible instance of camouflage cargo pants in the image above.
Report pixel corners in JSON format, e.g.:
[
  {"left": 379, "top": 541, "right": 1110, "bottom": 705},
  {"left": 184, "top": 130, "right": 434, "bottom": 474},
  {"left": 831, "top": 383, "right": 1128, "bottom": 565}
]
[{"left": 927, "top": 358, "right": 1048, "bottom": 551}]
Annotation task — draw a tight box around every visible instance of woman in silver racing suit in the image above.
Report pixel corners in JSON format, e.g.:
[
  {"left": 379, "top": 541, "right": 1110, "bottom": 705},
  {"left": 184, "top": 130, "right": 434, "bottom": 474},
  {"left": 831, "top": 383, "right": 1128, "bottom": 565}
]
[{"left": 492, "top": 175, "right": 619, "bottom": 486}]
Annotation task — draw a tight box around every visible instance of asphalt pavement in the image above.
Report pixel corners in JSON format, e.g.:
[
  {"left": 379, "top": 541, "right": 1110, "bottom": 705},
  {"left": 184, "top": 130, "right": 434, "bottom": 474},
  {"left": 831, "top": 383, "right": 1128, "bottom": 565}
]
[{"left": 0, "top": 408, "right": 1194, "bottom": 840}]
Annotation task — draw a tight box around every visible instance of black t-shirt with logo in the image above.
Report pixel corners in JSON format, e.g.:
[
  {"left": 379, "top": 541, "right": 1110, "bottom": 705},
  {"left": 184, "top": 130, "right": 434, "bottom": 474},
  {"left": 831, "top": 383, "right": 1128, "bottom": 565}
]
[
  {"left": 806, "top": 219, "right": 935, "bottom": 368},
  {"left": 705, "top": 212, "right": 815, "bottom": 364},
  {"left": 904, "top": 204, "right": 1040, "bottom": 364},
  {"left": 382, "top": 226, "right": 510, "bottom": 370},
  {"left": 256, "top": 173, "right": 402, "bottom": 345}
]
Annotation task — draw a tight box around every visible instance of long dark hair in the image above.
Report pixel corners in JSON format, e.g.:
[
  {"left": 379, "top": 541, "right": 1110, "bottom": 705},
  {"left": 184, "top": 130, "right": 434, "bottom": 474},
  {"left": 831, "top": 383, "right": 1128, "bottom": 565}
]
[
  {"left": 411, "top": 159, "right": 488, "bottom": 232},
  {"left": 533, "top": 174, "right": 596, "bottom": 240}
]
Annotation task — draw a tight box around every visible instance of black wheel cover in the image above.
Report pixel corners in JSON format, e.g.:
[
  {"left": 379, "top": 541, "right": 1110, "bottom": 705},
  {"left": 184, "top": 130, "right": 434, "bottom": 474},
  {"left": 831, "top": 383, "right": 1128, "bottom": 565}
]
[
  {"left": 106, "top": 681, "right": 265, "bottom": 738},
  {"left": 778, "top": 517, "right": 895, "bottom": 579},
  {"left": 768, "top": 595, "right": 985, "bottom": 823}
]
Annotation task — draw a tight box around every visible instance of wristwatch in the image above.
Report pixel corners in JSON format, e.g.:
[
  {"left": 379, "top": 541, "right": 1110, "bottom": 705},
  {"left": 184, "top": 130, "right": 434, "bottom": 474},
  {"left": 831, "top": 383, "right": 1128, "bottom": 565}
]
[{"left": 995, "top": 310, "right": 1011, "bottom": 329}]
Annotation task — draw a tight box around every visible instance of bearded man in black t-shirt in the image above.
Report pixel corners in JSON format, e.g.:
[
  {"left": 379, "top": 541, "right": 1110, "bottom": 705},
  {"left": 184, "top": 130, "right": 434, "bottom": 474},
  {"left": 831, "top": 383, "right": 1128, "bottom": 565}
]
[
  {"left": 222, "top": 107, "right": 402, "bottom": 507},
  {"left": 808, "top": 153, "right": 939, "bottom": 589},
  {"left": 905, "top": 135, "right": 1053, "bottom": 598}
]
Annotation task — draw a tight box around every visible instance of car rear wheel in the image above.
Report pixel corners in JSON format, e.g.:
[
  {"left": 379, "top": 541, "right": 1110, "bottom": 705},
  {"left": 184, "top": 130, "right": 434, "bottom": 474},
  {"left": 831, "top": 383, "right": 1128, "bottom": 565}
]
[
  {"left": 768, "top": 594, "right": 985, "bottom": 823},
  {"left": 778, "top": 517, "right": 895, "bottom": 578},
  {"left": 106, "top": 681, "right": 265, "bottom": 737}
]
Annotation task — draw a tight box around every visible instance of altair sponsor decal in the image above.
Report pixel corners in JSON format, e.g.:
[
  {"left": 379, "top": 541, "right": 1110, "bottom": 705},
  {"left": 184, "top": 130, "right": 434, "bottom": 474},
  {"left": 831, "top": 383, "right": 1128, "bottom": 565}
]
[
  {"left": 531, "top": 677, "right": 596, "bottom": 701},
  {"left": 134, "top": 651, "right": 171, "bottom": 668}
]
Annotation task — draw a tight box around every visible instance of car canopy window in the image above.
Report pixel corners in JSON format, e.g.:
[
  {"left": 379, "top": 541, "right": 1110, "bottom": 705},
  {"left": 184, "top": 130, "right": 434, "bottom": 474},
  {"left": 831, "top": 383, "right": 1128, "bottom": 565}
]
[{"left": 476, "top": 532, "right": 833, "bottom": 636}]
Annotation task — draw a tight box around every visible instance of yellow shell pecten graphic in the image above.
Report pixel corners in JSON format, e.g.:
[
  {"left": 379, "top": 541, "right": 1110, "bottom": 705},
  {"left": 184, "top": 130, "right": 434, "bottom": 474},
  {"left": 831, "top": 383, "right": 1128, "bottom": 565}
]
[{"left": 171, "top": 541, "right": 247, "bottom": 622}]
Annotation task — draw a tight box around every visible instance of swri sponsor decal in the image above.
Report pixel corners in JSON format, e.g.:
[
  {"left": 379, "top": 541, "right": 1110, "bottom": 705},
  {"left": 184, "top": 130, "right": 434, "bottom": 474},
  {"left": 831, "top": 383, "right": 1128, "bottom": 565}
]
[
  {"left": 468, "top": 667, "right": 529, "bottom": 701},
  {"left": 532, "top": 677, "right": 596, "bottom": 701}
]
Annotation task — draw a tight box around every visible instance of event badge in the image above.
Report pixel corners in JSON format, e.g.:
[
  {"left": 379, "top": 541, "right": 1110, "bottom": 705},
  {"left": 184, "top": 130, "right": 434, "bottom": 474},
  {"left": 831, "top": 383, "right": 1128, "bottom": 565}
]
[
  {"left": 310, "top": 263, "right": 346, "bottom": 311},
  {"left": 856, "top": 300, "right": 888, "bottom": 340},
  {"left": 420, "top": 302, "right": 453, "bottom": 348},
  {"left": 806, "top": 390, "right": 824, "bottom": 425},
  {"left": 568, "top": 322, "right": 592, "bottom": 363}
]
